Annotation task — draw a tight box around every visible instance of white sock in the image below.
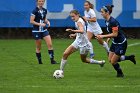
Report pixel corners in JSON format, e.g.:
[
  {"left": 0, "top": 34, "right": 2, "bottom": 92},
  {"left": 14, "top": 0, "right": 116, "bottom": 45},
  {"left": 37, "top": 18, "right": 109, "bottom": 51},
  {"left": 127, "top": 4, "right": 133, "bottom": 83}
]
[
  {"left": 120, "top": 55, "right": 125, "bottom": 61},
  {"left": 90, "top": 59, "right": 102, "bottom": 64},
  {"left": 60, "top": 59, "right": 67, "bottom": 71},
  {"left": 89, "top": 42, "right": 95, "bottom": 58},
  {"left": 102, "top": 41, "right": 110, "bottom": 52}
]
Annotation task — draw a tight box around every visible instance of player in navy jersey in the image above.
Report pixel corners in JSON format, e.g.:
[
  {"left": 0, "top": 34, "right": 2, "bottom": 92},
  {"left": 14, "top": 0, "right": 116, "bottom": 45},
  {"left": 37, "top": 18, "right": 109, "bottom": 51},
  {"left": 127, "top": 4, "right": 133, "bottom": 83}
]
[
  {"left": 30, "top": 0, "right": 57, "bottom": 64},
  {"left": 97, "top": 5, "right": 136, "bottom": 77}
]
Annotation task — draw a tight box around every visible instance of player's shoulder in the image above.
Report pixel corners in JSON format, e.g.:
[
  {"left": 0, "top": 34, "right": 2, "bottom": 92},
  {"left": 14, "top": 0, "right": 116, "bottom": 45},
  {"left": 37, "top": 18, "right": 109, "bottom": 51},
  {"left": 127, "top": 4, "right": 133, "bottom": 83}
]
[
  {"left": 32, "top": 7, "right": 39, "bottom": 12},
  {"left": 42, "top": 8, "right": 47, "bottom": 12},
  {"left": 109, "top": 16, "right": 119, "bottom": 26},
  {"left": 89, "top": 8, "right": 95, "bottom": 13},
  {"left": 78, "top": 18, "right": 84, "bottom": 23}
]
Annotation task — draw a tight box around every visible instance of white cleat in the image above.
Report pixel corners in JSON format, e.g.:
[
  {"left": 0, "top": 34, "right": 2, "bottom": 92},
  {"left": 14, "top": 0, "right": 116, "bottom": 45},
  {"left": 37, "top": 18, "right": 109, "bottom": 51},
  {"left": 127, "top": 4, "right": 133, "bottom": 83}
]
[{"left": 100, "top": 60, "right": 105, "bottom": 67}]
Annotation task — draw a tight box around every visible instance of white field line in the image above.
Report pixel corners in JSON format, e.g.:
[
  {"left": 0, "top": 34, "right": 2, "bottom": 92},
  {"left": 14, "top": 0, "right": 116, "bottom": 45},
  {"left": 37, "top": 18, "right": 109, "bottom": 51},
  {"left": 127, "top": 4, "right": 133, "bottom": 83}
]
[{"left": 128, "top": 42, "right": 140, "bottom": 47}]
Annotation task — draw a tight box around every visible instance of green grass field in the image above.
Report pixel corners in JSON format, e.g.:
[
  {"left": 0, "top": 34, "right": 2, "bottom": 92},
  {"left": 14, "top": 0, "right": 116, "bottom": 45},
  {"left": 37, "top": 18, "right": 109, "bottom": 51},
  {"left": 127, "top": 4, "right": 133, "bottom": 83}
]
[{"left": 0, "top": 39, "right": 140, "bottom": 93}]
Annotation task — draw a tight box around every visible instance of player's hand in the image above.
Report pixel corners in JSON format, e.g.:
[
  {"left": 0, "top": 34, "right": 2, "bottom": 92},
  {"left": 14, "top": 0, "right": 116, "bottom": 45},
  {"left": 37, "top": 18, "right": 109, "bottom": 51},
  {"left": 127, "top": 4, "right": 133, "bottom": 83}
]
[
  {"left": 96, "top": 35, "right": 104, "bottom": 39},
  {"left": 40, "top": 23, "right": 46, "bottom": 27},
  {"left": 47, "top": 21, "right": 50, "bottom": 27},
  {"left": 69, "top": 34, "right": 76, "bottom": 39},
  {"left": 66, "top": 29, "right": 73, "bottom": 32}
]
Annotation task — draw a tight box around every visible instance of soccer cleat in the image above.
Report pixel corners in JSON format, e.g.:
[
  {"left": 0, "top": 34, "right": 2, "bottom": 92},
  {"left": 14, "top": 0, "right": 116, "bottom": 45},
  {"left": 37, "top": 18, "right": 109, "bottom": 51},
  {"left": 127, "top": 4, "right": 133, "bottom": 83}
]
[
  {"left": 51, "top": 60, "right": 58, "bottom": 64},
  {"left": 100, "top": 60, "right": 105, "bottom": 67},
  {"left": 116, "top": 73, "right": 124, "bottom": 78},
  {"left": 39, "top": 62, "right": 43, "bottom": 64},
  {"left": 129, "top": 55, "right": 136, "bottom": 64}
]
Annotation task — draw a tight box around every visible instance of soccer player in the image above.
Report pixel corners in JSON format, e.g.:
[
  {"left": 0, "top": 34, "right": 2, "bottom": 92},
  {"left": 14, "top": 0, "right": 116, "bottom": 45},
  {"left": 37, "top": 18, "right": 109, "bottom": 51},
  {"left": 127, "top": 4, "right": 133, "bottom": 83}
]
[
  {"left": 30, "top": 0, "right": 57, "bottom": 64},
  {"left": 83, "top": 1, "right": 110, "bottom": 57},
  {"left": 60, "top": 10, "right": 105, "bottom": 71},
  {"left": 97, "top": 5, "right": 136, "bottom": 77}
]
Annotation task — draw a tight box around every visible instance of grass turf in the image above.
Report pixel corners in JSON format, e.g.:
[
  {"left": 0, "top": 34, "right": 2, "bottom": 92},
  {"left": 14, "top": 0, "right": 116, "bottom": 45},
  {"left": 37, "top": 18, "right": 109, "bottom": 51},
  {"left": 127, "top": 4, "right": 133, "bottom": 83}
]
[{"left": 0, "top": 39, "right": 140, "bottom": 93}]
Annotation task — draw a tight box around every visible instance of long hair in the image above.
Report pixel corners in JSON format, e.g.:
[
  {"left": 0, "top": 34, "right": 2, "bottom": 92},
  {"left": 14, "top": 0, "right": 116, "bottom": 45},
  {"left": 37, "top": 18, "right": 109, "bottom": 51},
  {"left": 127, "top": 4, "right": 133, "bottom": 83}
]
[{"left": 85, "top": 1, "right": 94, "bottom": 9}]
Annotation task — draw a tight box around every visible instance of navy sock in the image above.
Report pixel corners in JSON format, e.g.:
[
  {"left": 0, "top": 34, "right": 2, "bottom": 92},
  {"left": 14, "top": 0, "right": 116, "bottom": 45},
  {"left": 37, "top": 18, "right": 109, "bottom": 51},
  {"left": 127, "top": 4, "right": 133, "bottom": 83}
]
[
  {"left": 112, "top": 63, "right": 123, "bottom": 74},
  {"left": 48, "top": 50, "right": 54, "bottom": 61},
  {"left": 36, "top": 53, "right": 42, "bottom": 64},
  {"left": 124, "top": 56, "right": 131, "bottom": 60},
  {"left": 118, "top": 55, "right": 131, "bottom": 62}
]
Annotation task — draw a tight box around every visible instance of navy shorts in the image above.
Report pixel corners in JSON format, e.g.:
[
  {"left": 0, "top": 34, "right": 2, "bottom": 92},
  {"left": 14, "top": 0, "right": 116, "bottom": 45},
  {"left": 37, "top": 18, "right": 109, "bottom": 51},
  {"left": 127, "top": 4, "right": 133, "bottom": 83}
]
[
  {"left": 110, "top": 41, "right": 127, "bottom": 56},
  {"left": 32, "top": 31, "right": 49, "bottom": 40}
]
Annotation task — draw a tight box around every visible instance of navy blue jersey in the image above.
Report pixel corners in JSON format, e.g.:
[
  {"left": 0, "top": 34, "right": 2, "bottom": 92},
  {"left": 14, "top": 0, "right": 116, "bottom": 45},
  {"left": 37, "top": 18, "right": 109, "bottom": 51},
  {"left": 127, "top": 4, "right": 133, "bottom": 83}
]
[
  {"left": 105, "top": 16, "right": 126, "bottom": 44},
  {"left": 31, "top": 7, "right": 47, "bottom": 32}
]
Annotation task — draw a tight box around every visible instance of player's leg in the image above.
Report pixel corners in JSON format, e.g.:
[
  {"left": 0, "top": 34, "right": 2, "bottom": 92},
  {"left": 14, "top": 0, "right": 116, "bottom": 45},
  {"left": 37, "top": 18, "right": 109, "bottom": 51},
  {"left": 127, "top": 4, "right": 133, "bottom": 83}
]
[
  {"left": 32, "top": 32, "right": 43, "bottom": 64},
  {"left": 60, "top": 45, "right": 77, "bottom": 71},
  {"left": 87, "top": 31, "right": 95, "bottom": 58},
  {"left": 35, "top": 39, "right": 42, "bottom": 64},
  {"left": 43, "top": 32, "right": 57, "bottom": 64},
  {"left": 97, "top": 36, "right": 110, "bottom": 53},
  {"left": 80, "top": 47, "right": 105, "bottom": 67},
  {"left": 111, "top": 54, "right": 124, "bottom": 77},
  {"left": 117, "top": 41, "right": 136, "bottom": 64}
]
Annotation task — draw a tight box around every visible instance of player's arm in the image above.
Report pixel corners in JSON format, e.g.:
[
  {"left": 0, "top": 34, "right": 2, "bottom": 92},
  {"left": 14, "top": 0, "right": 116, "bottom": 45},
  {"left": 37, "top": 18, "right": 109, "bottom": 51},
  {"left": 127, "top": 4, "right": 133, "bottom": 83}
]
[
  {"left": 96, "top": 27, "right": 118, "bottom": 39},
  {"left": 83, "top": 16, "right": 96, "bottom": 22},
  {"left": 106, "top": 38, "right": 111, "bottom": 44},
  {"left": 69, "top": 33, "right": 76, "bottom": 39},
  {"left": 66, "top": 22, "right": 84, "bottom": 33},
  {"left": 30, "top": 15, "right": 46, "bottom": 27},
  {"left": 44, "top": 15, "right": 50, "bottom": 27}
]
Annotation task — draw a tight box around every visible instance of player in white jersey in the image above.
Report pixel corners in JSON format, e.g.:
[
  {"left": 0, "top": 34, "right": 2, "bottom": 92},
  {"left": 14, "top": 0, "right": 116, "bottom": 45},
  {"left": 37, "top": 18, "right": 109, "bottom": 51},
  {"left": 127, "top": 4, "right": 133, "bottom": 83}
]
[
  {"left": 83, "top": 1, "right": 110, "bottom": 56},
  {"left": 60, "top": 10, "right": 105, "bottom": 71}
]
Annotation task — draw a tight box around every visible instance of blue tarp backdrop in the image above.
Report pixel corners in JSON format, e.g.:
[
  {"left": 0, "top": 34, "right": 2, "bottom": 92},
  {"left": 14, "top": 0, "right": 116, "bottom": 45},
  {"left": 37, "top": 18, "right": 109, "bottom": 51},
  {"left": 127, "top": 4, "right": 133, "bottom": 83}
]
[{"left": 0, "top": 0, "right": 140, "bottom": 27}]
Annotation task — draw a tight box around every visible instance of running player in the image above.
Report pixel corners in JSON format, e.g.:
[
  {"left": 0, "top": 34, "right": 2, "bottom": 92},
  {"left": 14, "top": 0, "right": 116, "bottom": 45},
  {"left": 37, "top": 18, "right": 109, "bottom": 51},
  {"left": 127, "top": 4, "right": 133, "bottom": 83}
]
[
  {"left": 30, "top": 0, "right": 57, "bottom": 64},
  {"left": 60, "top": 10, "right": 105, "bottom": 71},
  {"left": 97, "top": 5, "right": 136, "bottom": 77},
  {"left": 83, "top": 1, "right": 110, "bottom": 57}
]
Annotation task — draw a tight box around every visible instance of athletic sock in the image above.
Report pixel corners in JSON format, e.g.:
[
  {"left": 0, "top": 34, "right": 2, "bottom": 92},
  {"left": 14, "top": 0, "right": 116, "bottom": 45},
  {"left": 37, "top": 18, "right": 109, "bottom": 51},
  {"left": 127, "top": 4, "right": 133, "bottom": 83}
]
[
  {"left": 89, "top": 42, "right": 95, "bottom": 58},
  {"left": 112, "top": 63, "right": 123, "bottom": 74},
  {"left": 90, "top": 59, "right": 102, "bottom": 64},
  {"left": 48, "top": 50, "right": 54, "bottom": 61},
  {"left": 60, "top": 59, "right": 67, "bottom": 70},
  {"left": 118, "top": 55, "right": 131, "bottom": 61},
  {"left": 102, "top": 41, "right": 110, "bottom": 53},
  {"left": 36, "top": 53, "right": 42, "bottom": 64}
]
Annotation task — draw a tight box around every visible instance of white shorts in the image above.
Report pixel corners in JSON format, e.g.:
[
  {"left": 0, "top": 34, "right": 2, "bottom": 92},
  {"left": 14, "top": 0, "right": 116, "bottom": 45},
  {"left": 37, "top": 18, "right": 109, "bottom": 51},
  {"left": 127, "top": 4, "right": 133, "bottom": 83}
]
[
  {"left": 71, "top": 41, "right": 91, "bottom": 55},
  {"left": 87, "top": 25, "right": 103, "bottom": 36}
]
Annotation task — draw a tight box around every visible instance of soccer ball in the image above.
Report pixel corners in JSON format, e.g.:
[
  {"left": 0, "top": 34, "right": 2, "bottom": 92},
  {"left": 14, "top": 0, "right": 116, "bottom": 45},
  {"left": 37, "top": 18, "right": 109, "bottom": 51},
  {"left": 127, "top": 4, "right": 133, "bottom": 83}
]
[{"left": 53, "top": 70, "right": 64, "bottom": 79}]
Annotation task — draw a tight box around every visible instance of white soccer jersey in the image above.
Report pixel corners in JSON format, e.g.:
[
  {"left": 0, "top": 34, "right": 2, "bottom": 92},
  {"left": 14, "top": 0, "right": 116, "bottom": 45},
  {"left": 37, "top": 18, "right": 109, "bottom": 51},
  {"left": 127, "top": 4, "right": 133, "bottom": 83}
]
[
  {"left": 84, "top": 8, "right": 102, "bottom": 35},
  {"left": 74, "top": 18, "right": 89, "bottom": 48}
]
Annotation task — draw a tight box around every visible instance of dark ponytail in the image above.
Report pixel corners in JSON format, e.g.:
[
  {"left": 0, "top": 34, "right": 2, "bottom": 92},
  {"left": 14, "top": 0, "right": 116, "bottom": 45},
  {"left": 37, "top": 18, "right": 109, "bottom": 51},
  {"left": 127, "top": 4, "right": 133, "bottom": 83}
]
[
  {"left": 85, "top": 1, "right": 94, "bottom": 9},
  {"left": 103, "top": 5, "right": 114, "bottom": 14}
]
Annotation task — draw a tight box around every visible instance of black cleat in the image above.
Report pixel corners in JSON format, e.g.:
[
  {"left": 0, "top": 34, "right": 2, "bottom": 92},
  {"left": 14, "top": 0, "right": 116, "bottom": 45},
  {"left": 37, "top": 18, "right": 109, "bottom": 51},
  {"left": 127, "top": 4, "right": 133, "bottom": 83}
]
[
  {"left": 39, "top": 62, "right": 43, "bottom": 64},
  {"left": 51, "top": 60, "right": 58, "bottom": 64},
  {"left": 117, "top": 73, "right": 124, "bottom": 78},
  {"left": 129, "top": 55, "right": 136, "bottom": 64}
]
